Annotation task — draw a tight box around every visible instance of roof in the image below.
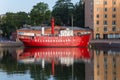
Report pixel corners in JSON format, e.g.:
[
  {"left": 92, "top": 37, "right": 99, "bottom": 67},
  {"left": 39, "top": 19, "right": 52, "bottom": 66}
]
[{"left": 18, "top": 26, "right": 92, "bottom": 31}]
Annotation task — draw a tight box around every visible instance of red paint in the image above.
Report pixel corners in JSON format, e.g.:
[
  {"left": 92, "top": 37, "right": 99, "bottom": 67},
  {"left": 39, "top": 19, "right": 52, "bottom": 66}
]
[
  {"left": 19, "top": 34, "right": 91, "bottom": 47},
  {"left": 51, "top": 18, "right": 54, "bottom": 34}
]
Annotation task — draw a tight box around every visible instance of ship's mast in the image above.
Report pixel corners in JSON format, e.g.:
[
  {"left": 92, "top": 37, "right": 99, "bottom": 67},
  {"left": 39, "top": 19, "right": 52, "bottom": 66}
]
[{"left": 51, "top": 18, "right": 54, "bottom": 35}]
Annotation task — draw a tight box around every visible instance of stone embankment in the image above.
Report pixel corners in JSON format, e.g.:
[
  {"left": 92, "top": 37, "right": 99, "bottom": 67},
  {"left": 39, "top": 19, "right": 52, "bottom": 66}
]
[
  {"left": 90, "top": 39, "right": 120, "bottom": 48},
  {"left": 0, "top": 40, "right": 120, "bottom": 47},
  {"left": 0, "top": 41, "right": 23, "bottom": 47}
]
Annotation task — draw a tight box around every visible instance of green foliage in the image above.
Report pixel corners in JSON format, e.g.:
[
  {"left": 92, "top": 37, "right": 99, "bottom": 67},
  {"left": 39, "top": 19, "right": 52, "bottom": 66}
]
[
  {"left": 0, "top": 0, "right": 85, "bottom": 38},
  {"left": 16, "top": 12, "right": 30, "bottom": 28},
  {"left": 74, "top": 0, "right": 85, "bottom": 27},
  {"left": 52, "top": 0, "right": 74, "bottom": 26},
  {"left": 0, "top": 12, "right": 29, "bottom": 38},
  {"left": 52, "top": 0, "right": 84, "bottom": 27},
  {"left": 30, "top": 2, "right": 51, "bottom": 26}
]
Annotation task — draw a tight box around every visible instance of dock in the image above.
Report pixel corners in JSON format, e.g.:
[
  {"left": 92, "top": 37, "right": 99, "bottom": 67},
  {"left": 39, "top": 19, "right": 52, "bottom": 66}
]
[
  {"left": 0, "top": 39, "right": 120, "bottom": 47},
  {"left": 90, "top": 39, "right": 120, "bottom": 48},
  {"left": 0, "top": 41, "right": 23, "bottom": 47}
]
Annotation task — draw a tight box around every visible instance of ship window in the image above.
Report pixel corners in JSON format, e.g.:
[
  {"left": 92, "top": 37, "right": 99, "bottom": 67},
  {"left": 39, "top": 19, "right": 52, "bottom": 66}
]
[{"left": 32, "top": 36, "right": 34, "bottom": 39}]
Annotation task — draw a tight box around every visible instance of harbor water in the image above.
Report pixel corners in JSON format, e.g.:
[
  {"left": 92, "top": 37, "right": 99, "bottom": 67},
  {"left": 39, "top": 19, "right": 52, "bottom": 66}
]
[{"left": 0, "top": 46, "right": 120, "bottom": 80}]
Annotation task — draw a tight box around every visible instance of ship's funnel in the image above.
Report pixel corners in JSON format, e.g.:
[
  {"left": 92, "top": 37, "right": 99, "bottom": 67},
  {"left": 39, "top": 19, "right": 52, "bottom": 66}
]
[{"left": 51, "top": 18, "right": 54, "bottom": 34}]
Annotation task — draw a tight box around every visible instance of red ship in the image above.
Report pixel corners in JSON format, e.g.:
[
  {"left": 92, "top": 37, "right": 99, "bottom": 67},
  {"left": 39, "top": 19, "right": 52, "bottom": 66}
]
[{"left": 18, "top": 18, "right": 91, "bottom": 47}]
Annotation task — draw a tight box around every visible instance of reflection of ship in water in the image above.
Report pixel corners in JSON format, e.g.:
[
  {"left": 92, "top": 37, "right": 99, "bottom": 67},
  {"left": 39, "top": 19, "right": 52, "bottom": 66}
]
[
  {"left": 0, "top": 47, "right": 92, "bottom": 80},
  {"left": 17, "top": 48, "right": 91, "bottom": 66}
]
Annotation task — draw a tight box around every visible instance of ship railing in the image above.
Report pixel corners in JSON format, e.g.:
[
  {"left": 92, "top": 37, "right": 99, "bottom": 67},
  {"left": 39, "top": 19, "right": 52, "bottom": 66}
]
[
  {"left": 76, "top": 32, "right": 91, "bottom": 36},
  {"left": 18, "top": 35, "right": 34, "bottom": 39},
  {"left": 41, "top": 34, "right": 59, "bottom": 37}
]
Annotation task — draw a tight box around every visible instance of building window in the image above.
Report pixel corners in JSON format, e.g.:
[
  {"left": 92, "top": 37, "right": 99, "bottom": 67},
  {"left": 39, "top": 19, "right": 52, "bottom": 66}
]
[
  {"left": 113, "top": 8, "right": 116, "bottom": 12},
  {"left": 104, "top": 57, "right": 107, "bottom": 62},
  {"left": 104, "top": 20, "right": 108, "bottom": 25},
  {"left": 97, "top": 71, "right": 99, "bottom": 75},
  {"left": 104, "top": 8, "right": 107, "bottom": 12},
  {"left": 96, "top": 27, "right": 99, "bottom": 32},
  {"left": 97, "top": 64, "right": 99, "bottom": 68},
  {"left": 112, "top": 14, "right": 116, "bottom": 18},
  {"left": 113, "top": 57, "right": 116, "bottom": 68},
  {"left": 113, "top": 77, "right": 116, "bottom": 80},
  {"left": 96, "top": 20, "right": 99, "bottom": 25},
  {"left": 113, "top": 63, "right": 116, "bottom": 68},
  {"left": 104, "top": 14, "right": 107, "bottom": 18},
  {"left": 104, "top": 27, "right": 107, "bottom": 32},
  {"left": 113, "top": 57, "right": 116, "bottom": 62},
  {"left": 112, "top": 26, "right": 116, "bottom": 31},
  {"left": 112, "top": 21, "right": 116, "bottom": 25},
  {"left": 113, "top": 1, "right": 116, "bottom": 5},
  {"left": 104, "top": 1, "right": 107, "bottom": 5},
  {"left": 96, "top": 33, "right": 100, "bottom": 39},
  {"left": 96, "top": 1, "right": 100, "bottom": 4},
  {"left": 97, "top": 14, "right": 99, "bottom": 18},
  {"left": 97, "top": 8, "right": 100, "bottom": 12}
]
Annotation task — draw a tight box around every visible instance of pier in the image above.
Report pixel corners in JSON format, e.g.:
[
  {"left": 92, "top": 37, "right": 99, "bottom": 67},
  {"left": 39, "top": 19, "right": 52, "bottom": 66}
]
[
  {"left": 90, "top": 39, "right": 120, "bottom": 48},
  {"left": 0, "top": 41, "right": 23, "bottom": 47}
]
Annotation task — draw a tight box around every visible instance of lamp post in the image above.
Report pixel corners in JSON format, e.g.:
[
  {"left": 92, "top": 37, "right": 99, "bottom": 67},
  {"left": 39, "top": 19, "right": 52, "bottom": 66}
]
[
  {"left": 71, "top": 14, "right": 73, "bottom": 28},
  {"left": 68, "top": 3, "right": 74, "bottom": 28}
]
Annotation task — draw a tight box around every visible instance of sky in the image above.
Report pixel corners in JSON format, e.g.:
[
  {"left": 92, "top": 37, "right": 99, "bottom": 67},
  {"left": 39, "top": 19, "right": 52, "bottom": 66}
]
[{"left": 0, "top": 0, "right": 79, "bottom": 14}]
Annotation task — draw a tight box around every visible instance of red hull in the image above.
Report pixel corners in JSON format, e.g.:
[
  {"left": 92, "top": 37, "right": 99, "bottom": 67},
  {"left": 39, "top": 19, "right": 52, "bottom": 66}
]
[{"left": 19, "top": 34, "right": 91, "bottom": 47}]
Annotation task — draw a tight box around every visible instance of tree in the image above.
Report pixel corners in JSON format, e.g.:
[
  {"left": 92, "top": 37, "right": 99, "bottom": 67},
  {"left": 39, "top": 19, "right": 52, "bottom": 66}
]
[
  {"left": 16, "top": 12, "right": 30, "bottom": 28},
  {"left": 1, "top": 12, "right": 29, "bottom": 38},
  {"left": 52, "top": 0, "right": 74, "bottom": 26},
  {"left": 74, "top": 0, "right": 85, "bottom": 27},
  {"left": 30, "top": 2, "right": 51, "bottom": 26}
]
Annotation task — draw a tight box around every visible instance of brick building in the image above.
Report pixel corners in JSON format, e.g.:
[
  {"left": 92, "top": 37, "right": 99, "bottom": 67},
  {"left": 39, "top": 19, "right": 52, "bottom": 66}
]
[{"left": 85, "top": 0, "right": 120, "bottom": 39}]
